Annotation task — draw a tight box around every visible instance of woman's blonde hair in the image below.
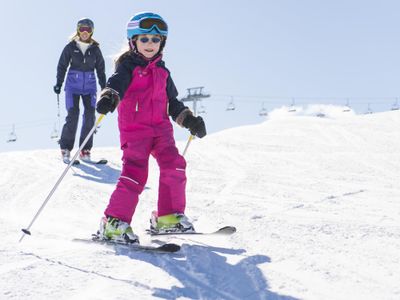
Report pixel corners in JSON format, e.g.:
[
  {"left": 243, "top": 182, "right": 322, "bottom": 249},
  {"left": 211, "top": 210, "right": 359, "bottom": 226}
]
[{"left": 69, "top": 32, "right": 99, "bottom": 46}]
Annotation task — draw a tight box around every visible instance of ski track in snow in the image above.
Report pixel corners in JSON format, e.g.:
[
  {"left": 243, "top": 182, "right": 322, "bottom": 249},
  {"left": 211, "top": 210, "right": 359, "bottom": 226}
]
[{"left": 1, "top": 109, "right": 400, "bottom": 299}]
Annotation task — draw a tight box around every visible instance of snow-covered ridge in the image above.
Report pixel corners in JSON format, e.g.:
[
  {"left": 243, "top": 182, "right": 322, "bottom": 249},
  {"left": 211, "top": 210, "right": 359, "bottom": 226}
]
[
  {"left": 267, "top": 104, "right": 356, "bottom": 119},
  {"left": 1, "top": 108, "right": 399, "bottom": 299}
]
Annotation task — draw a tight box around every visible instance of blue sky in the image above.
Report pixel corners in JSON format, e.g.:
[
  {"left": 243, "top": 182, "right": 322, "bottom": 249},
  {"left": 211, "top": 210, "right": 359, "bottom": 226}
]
[{"left": 1, "top": 0, "right": 400, "bottom": 152}]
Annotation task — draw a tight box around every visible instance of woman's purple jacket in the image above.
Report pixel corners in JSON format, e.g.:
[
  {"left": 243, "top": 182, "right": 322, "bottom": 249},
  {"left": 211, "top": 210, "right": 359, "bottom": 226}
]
[{"left": 56, "top": 40, "right": 106, "bottom": 94}]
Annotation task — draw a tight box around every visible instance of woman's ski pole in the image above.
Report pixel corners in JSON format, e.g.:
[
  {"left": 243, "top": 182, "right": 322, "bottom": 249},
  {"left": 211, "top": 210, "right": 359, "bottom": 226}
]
[
  {"left": 57, "top": 94, "right": 61, "bottom": 134},
  {"left": 19, "top": 114, "right": 105, "bottom": 242}
]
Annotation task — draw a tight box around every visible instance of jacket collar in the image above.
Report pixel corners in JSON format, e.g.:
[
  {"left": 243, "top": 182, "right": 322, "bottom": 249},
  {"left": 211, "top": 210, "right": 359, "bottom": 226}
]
[
  {"left": 71, "top": 39, "right": 95, "bottom": 49},
  {"left": 131, "top": 52, "right": 163, "bottom": 68}
]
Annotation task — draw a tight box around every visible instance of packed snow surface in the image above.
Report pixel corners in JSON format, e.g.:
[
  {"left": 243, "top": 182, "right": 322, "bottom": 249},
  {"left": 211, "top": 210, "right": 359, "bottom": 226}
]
[{"left": 1, "top": 106, "right": 399, "bottom": 299}]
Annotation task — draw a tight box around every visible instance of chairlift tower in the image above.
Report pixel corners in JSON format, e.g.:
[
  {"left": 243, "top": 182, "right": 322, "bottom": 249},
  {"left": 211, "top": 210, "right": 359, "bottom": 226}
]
[{"left": 181, "top": 87, "right": 210, "bottom": 116}]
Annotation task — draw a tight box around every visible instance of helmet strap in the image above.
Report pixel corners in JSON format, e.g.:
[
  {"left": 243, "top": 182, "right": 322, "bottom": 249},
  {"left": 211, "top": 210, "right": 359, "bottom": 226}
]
[
  {"left": 159, "top": 38, "right": 166, "bottom": 52},
  {"left": 129, "top": 38, "right": 137, "bottom": 52}
]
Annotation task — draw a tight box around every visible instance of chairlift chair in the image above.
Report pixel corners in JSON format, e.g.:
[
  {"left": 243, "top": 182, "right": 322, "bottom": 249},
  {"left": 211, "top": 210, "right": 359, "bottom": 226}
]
[
  {"left": 391, "top": 99, "right": 399, "bottom": 111},
  {"left": 198, "top": 102, "right": 206, "bottom": 114},
  {"left": 6, "top": 125, "right": 17, "bottom": 143},
  {"left": 288, "top": 98, "right": 296, "bottom": 112},
  {"left": 343, "top": 105, "right": 351, "bottom": 112},
  {"left": 226, "top": 98, "right": 236, "bottom": 111},
  {"left": 343, "top": 99, "right": 351, "bottom": 112},
  {"left": 365, "top": 104, "right": 373, "bottom": 114},
  {"left": 50, "top": 124, "right": 59, "bottom": 140},
  {"left": 259, "top": 102, "right": 268, "bottom": 116},
  {"left": 259, "top": 108, "right": 268, "bottom": 116}
]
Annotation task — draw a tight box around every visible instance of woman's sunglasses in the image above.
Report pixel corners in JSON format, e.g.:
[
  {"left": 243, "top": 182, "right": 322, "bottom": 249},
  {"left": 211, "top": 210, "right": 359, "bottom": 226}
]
[
  {"left": 138, "top": 37, "right": 161, "bottom": 44},
  {"left": 78, "top": 26, "right": 93, "bottom": 34}
]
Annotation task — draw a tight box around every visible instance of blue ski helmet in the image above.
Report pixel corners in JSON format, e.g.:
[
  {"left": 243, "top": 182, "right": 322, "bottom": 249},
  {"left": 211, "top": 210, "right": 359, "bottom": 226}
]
[
  {"left": 77, "top": 18, "right": 94, "bottom": 30},
  {"left": 126, "top": 12, "right": 168, "bottom": 39}
]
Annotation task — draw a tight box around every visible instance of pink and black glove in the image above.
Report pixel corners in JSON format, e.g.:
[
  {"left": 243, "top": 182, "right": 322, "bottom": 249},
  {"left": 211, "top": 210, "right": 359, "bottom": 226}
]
[{"left": 96, "top": 88, "right": 120, "bottom": 115}]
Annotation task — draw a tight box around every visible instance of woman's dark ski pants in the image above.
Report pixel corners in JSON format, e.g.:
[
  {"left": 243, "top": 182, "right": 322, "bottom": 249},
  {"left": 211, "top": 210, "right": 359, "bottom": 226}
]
[{"left": 59, "top": 92, "right": 96, "bottom": 151}]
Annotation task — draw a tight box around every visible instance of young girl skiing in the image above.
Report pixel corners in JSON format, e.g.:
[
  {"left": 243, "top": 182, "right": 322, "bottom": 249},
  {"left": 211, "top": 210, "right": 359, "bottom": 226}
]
[
  {"left": 96, "top": 12, "right": 206, "bottom": 243},
  {"left": 54, "top": 18, "right": 106, "bottom": 163}
]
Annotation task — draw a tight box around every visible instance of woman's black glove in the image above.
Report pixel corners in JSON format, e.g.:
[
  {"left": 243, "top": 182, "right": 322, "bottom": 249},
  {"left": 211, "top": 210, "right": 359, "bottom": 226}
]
[
  {"left": 96, "top": 88, "right": 120, "bottom": 115},
  {"left": 53, "top": 84, "right": 62, "bottom": 94},
  {"left": 182, "top": 115, "right": 207, "bottom": 138}
]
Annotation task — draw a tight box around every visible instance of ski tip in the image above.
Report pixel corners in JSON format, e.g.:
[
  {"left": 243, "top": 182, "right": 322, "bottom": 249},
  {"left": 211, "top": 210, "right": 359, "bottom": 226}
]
[
  {"left": 64, "top": 160, "right": 80, "bottom": 165},
  {"left": 96, "top": 159, "right": 108, "bottom": 164},
  {"left": 158, "top": 243, "right": 181, "bottom": 252},
  {"left": 21, "top": 228, "right": 31, "bottom": 235},
  {"left": 217, "top": 226, "right": 237, "bottom": 234}
]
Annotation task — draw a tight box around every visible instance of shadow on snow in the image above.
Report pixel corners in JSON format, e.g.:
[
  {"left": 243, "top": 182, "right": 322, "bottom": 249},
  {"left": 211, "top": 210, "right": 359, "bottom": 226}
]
[
  {"left": 115, "top": 243, "right": 298, "bottom": 300},
  {"left": 72, "top": 162, "right": 151, "bottom": 191},
  {"left": 72, "top": 162, "right": 121, "bottom": 184}
]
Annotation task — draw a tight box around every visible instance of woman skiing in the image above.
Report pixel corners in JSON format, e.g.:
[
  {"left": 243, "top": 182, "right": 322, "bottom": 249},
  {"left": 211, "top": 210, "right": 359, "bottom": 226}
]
[
  {"left": 54, "top": 18, "right": 106, "bottom": 163},
  {"left": 95, "top": 12, "right": 206, "bottom": 243}
]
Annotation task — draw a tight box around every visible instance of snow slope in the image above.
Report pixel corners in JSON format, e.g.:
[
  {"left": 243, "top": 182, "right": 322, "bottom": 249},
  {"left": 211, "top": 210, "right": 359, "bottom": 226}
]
[{"left": 1, "top": 107, "right": 399, "bottom": 300}]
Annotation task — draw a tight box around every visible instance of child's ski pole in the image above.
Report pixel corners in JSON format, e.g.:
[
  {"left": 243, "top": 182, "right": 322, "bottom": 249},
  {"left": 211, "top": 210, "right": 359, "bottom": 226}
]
[
  {"left": 182, "top": 134, "right": 194, "bottom": 156},
  {"left": 19, "top": 114, "right": 105, "bottom": 242}
]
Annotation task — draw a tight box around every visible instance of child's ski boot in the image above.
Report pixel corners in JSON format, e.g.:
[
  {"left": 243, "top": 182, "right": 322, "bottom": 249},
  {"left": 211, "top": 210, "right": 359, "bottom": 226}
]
[
  {"left": 98, "top": 216, "right": 139, "bottom": 244},
  {"left": 150, "top": 211, "right": 195, "bottom": 234}
]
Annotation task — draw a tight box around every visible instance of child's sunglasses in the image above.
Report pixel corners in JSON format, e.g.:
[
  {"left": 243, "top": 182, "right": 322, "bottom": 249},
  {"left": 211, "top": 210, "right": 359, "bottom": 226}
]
[
  {"left": 138, "top": 37, "right": 162, "bottom": 44},
  {"left": 78, "top": 26, "right": 93, "bottom": 34}
]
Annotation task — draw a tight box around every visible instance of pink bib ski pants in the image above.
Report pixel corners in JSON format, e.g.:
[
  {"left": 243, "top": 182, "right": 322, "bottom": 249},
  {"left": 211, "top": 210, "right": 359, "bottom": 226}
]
[{"left": 104, "top": 57, "right": 186, "bottom": 223}]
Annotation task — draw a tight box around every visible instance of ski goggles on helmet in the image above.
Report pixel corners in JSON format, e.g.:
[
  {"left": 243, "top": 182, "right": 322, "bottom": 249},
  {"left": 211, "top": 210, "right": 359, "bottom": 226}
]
[
  {"left": 78, "top": 26, "right": 93, "bottom": 34},
  {"left": 140, "top": 18, "right": 168, "bottom": 32},
  {"left": 127, "top": 17, "right": 168, "bottom": 38}
]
